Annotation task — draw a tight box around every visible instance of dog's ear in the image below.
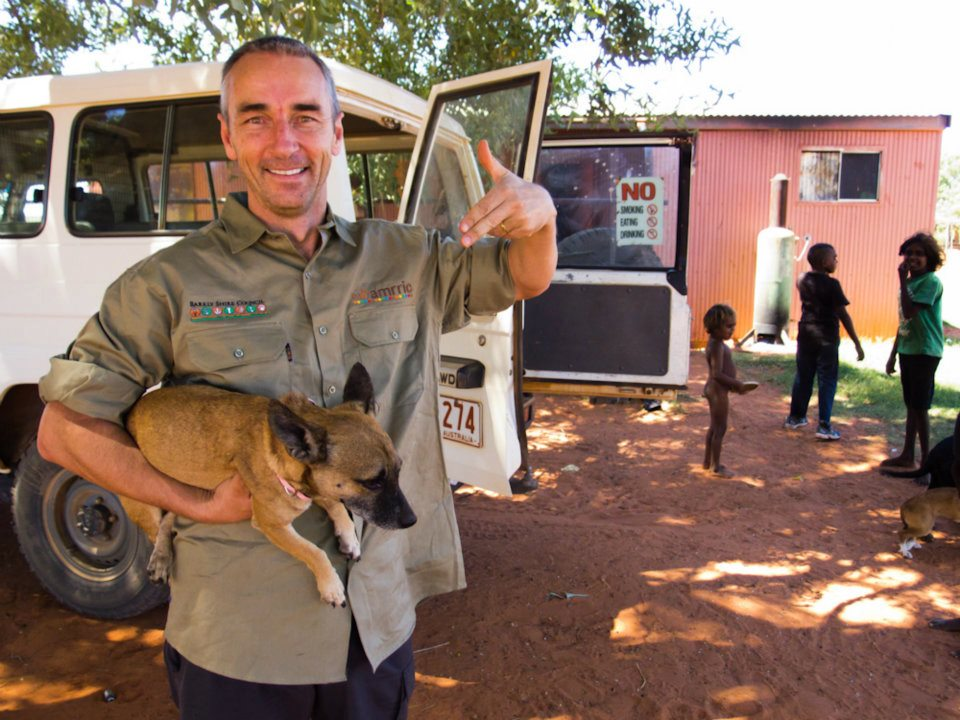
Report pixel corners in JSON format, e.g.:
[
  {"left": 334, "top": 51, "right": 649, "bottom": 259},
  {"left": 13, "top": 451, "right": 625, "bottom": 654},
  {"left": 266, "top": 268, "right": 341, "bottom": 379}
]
[
  {"left": 279, "top": 392, "right": 312, "bottom": 414},
  {"left": 268, "top": 400, "right": 328, "bottom": 463},
  {"left": 343, "top": 362, "right": 375, "bottom": 414}
]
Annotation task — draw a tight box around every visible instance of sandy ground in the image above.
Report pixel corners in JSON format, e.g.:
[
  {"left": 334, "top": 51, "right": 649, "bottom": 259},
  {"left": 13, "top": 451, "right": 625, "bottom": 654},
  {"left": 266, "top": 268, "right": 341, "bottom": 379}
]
[{"left": 2, "top": 350, "right": 960, "bottom": 719}]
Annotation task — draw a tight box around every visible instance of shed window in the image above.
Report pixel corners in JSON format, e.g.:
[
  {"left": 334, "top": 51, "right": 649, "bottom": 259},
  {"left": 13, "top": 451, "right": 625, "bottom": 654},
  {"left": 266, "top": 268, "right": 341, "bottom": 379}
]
[{"left": 800, "top": 150, "right": 880, "bottom": 202}]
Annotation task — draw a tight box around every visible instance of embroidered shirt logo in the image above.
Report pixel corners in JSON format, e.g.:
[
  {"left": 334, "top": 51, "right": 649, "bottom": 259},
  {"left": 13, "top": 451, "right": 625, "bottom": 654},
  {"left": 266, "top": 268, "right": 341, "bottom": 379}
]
[
  {"left": 189, "top": 299, "right": 269, "bottom": 321},
  {"left": 351, "top": 281, "right": 414, "bottom": 306}
]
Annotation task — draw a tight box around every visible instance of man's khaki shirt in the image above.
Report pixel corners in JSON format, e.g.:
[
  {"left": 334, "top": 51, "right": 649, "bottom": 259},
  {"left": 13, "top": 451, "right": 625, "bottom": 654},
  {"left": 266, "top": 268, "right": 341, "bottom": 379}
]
[{"left": 39, "top": 194, "right": 515, "bottom": 683}]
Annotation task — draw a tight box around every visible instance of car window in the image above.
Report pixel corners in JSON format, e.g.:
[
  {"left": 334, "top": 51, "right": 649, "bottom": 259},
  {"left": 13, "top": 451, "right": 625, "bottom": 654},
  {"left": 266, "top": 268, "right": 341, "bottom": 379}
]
[
  {"left": 0, "top": 113, "right": 52, "bottom": 238},
  {"left": 348, "top": 150, "right": 410, "bottom": 221},
  {"left": 537, "top": 144, "right": 681, "bottom": 270},
  {"left": 409, "top": 78, "right": 541, "bottom": 242},
  {"left": 71, "top": 100, "right": 239, "bottom": 234}
]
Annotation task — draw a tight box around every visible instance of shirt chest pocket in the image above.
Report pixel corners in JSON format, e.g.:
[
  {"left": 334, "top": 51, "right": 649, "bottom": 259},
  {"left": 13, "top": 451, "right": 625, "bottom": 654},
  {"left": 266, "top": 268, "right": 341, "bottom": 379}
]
[
  {"left": 180, "top": 322, "right": 290, "bottom": 396},
  {"left": 348, "top": 305, "right": 423, "bottom": 409}
]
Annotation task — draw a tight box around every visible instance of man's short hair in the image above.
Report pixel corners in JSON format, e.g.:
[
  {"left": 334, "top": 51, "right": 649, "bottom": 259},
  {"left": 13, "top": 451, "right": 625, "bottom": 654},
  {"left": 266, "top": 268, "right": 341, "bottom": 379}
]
[
  {"left": 220, "top": 36, "right": 341, "bottom": 118},
  {"left": 807, "top": 243, "right": 835, "bottom": 271}
]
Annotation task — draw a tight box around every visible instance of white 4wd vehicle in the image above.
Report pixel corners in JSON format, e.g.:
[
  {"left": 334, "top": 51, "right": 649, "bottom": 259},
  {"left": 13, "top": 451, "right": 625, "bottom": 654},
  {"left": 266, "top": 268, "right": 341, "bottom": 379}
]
[{"left": 0, "top": 58, "right": 692, "bottom": 618}]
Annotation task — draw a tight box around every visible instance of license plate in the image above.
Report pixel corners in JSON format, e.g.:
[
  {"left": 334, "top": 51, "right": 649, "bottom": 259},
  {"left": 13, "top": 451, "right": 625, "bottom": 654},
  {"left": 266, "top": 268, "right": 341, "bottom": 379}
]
[{"left": 439, "top": 395, "right": 483, "bottom": 448}]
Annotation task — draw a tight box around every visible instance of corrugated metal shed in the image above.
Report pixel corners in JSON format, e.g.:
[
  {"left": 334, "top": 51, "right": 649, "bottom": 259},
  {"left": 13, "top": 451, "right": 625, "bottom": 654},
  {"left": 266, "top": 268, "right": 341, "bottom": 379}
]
[{"left": 684, "top": 115, "right": 948, "bottom": 344}]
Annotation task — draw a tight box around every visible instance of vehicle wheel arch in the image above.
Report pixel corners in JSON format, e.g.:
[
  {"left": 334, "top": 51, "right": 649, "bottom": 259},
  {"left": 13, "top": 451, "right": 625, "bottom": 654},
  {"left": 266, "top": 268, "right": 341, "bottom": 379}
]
[{"left": 0, "top": 383, "right": 44, "bottom": 472}]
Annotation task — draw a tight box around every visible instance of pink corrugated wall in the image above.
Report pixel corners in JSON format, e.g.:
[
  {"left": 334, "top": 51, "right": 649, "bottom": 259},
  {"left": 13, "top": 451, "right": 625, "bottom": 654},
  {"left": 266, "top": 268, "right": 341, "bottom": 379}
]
[{"left": 688, "top": 128, "right": 942, "bottom": 345}]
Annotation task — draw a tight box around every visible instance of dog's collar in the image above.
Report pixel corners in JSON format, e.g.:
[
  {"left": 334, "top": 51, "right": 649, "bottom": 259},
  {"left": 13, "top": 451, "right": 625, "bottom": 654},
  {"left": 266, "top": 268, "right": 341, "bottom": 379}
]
[{"left": 277, "top": 473, "right": 310, "bottom": 502}]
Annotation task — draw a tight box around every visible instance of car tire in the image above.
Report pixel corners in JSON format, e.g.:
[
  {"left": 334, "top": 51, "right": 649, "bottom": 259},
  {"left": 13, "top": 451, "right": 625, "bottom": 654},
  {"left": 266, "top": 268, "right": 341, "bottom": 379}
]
[{"left": 12, "top": 441, "right": 168, "bottom": 619}]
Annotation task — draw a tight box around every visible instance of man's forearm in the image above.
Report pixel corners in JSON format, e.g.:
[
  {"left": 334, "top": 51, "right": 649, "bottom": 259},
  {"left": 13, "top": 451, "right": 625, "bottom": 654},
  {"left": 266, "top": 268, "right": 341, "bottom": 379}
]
[
  {"left": 508, "top": 225, "right": 558, "bottom": 300},
  {"left": 37, "top": 402, "right": 229, "bottom": 522}
]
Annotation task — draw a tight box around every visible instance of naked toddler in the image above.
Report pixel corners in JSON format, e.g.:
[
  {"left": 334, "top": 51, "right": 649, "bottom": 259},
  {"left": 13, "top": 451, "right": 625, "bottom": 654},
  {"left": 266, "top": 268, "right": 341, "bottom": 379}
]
[{"left": 703, "top": 304, "right": 758, "bottom": 476}]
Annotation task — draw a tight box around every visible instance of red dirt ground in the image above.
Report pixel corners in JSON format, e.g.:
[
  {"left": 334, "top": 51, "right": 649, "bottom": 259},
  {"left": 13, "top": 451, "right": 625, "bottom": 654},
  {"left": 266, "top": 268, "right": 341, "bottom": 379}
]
[{"left": 2, "top": 350, "right": 959, "bottom": 719}]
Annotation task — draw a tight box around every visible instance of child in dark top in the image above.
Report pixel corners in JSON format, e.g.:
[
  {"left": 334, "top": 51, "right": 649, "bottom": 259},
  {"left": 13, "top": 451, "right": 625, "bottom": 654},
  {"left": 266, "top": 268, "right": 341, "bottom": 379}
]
[
  {"left": 784, "top": 243, "right": 864, "bottom": 440},
  {"left": 703, "top": 304, "right": 758, "bottom": 476}
]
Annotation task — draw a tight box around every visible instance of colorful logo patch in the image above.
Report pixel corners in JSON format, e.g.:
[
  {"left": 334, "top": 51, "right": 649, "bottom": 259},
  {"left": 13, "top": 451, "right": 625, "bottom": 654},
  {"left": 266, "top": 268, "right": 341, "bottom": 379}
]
[
  {"left": 351, "top": 281, "right": 414, "bottom": 306},
  {"left": 189, "top": 299, "right": 269, "bottom": 321}
]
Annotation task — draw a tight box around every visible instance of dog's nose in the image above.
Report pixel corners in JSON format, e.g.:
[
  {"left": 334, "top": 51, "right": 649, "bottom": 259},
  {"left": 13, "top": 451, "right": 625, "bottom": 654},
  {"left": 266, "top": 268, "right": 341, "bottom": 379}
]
[{"left": 398, "top": 494, "right": 417, "bottom": 529}]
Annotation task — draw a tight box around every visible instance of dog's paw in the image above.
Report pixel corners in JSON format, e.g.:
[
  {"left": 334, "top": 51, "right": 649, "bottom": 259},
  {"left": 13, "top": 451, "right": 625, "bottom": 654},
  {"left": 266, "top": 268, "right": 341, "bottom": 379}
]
[
  {"left": 336, "top": 532, "right": 361, "bottom": 561},
  {"left": 318, "top": 576, "right": 347, "bottom": 608},
  {"left": 147, "top": 552, "right": 172, "bottom": 584}
]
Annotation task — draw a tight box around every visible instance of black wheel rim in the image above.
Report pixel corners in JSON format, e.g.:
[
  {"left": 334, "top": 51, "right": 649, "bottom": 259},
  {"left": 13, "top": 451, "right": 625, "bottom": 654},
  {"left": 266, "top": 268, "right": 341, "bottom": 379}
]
[{"left": 41, "top": 469, "right": 140, "bottom": 582}]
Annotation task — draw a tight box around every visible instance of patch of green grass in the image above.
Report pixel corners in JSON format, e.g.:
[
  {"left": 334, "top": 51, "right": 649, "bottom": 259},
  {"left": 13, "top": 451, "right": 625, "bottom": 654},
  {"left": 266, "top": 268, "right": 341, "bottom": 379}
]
[
  {"left": 731, "top": 352, "right": 795, "bottom": 388},
  {"left": 735, "top": 351, "right": 959, "bottom": 445}
]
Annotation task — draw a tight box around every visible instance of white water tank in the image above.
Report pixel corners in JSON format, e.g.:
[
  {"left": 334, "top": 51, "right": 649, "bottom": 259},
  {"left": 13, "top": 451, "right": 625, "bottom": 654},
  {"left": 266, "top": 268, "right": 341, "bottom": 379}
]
[{"left": 752, "top": 225, "right": 797, "bottom": 337}]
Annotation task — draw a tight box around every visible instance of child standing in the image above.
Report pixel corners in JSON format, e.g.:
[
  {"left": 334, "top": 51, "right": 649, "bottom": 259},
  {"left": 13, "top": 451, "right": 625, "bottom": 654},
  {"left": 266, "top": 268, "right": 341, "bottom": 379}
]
[
  {"left": 882, "top": 232, "right": 945, "bottom": 470},
  {"left": 784, "top": 243, "right": 864, "bottom": 440},
  {"left": 703, "top": 304, "right": 758, "bottom": 476}
]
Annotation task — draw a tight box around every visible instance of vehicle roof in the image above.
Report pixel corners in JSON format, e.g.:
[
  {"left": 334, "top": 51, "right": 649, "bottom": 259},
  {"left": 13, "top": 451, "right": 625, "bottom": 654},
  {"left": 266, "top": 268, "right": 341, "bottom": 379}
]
[{"left": 0, "top": 57, "right": 428, "bottom": 133}]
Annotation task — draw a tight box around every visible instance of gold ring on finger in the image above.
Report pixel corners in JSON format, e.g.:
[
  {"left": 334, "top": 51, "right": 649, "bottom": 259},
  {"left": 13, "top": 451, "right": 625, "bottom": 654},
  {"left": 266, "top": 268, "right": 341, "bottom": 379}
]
[{"left": 499, "top": 222, "right": 508, "bottom": 234}]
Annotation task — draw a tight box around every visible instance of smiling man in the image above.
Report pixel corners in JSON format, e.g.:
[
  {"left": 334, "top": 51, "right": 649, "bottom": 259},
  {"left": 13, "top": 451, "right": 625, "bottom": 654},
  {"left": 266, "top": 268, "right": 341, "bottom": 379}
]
[
  {"left": 37, "top": 36, "right": 556, "bottom": 720},
  {"left": 218, "top": 49, "right": 344, "bottom": 258}
]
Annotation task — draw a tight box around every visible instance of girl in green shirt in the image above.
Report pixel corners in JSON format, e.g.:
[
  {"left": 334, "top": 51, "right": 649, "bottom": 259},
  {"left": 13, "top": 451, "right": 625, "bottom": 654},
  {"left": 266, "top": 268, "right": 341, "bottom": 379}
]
[{"left": 883, "top": 232, "right": 945, "bottom": 471}]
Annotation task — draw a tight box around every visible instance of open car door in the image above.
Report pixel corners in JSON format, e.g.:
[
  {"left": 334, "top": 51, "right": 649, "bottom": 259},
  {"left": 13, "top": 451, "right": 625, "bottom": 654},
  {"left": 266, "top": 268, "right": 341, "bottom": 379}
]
[
  {"left": 398, "top": 60, "right": 552, "bottom": 495},
  {"left": 524, "top": 134, "right": 693, "bottom": 397}
]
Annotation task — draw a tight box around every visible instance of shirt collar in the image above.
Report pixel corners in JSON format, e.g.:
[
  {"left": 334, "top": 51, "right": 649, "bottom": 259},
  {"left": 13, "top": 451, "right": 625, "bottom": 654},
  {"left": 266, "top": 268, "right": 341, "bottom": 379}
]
[
  {"left": 330, "top": 213, "right": 357, "bottom": 248},
  {"left": 220, "top": 193, "right": 355, "bottom": 253}
]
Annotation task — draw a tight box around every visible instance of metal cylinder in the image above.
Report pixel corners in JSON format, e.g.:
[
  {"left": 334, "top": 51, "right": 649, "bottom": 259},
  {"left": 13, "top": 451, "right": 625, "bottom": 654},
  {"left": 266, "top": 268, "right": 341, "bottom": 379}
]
[
  {"left": 769, "top": 173, "right": 789, "bottom": 228},
  {"left": 752, "top": 226, "right": 797, "bottom": 337}
]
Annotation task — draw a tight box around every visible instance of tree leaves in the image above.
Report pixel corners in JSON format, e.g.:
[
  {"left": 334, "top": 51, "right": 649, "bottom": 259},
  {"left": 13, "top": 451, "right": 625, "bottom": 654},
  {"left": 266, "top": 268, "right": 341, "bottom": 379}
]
[
  {"left": 1, "top": 0, "right": 737, "bottom": 119},
  {"left": 0, "top": 0, "right": 91, "bottom": 78}
]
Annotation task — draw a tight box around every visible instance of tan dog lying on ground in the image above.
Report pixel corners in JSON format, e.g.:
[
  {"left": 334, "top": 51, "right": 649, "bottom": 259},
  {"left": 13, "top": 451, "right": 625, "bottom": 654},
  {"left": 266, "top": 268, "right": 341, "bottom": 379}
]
[
  {"left": 898, "top": 487, "right": 960, "bottom": 559},
  {"left": 121, "top": 363, "right": 416, "bottom": 607}
]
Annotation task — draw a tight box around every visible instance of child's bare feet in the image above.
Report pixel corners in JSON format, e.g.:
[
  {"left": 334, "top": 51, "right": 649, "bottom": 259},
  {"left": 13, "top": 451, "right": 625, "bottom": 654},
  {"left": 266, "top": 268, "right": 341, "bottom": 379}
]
[{"left": 711, "top": 465, "right": 734, "bottom": 477}]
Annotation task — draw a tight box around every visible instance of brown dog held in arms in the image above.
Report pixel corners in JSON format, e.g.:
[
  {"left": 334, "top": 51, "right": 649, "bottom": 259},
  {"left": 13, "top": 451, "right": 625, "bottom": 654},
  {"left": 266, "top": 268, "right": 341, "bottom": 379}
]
[{"left": 121, "top": 362, "right": 416, "bottom": 607}]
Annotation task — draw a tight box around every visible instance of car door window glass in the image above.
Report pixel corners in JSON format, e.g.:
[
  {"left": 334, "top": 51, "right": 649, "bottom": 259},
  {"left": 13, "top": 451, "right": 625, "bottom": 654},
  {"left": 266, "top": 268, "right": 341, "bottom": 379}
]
[
  {"left": 411, "top": 79, "right": 538, "bottom": 242},
  {"left": 537, "top": 145, "right": 680, "bottom": 270}
]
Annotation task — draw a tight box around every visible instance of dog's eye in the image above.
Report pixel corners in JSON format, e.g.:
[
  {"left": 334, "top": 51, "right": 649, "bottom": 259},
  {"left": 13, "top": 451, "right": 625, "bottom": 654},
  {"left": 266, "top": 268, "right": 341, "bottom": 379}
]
[{"left": 357, "top": 469, "right": 387, "bottom": 491}]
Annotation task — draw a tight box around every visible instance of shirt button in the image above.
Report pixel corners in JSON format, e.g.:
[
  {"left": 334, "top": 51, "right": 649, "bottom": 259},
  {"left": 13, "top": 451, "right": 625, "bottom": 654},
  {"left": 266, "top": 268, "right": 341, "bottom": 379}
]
[
  {"left": 319, "top": 326, "right": 328, "bottom": 336},
  {"left": 327, "top": 385, "right": 336, "bottom": 395},
  {"left": 305, "top": 271, "right": 312, "bottom": 280},
  {"left": 391, "top": 330, "right": 400, "bottom": 340},
  {"left": 233, "top": 348, "right": 245, "bottom": 359}
]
